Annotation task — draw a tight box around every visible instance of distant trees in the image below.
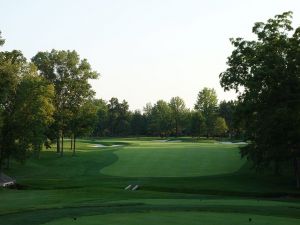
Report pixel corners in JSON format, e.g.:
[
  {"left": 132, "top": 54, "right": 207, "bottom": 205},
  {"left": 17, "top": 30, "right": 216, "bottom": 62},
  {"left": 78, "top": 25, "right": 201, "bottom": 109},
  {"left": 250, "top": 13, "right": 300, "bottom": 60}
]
[
  {"left": 220, "top": 12, "right": 300, "bottom": 187},
  {"left": 131, "top": 110, "right": 147, "bottom": 136},
  {"left": 69, "top": 99, "right": 98, "bottom": 156},
  {"left": 106, "top": 98, "right": 131, "bottom": 136},
  {"left": 219, "top": 100, "right": 238, "bottom": 138},
  {"left": 214, "top": 117, "right": 228, "bottom": 137},
  {"left": 89, "top": 95, "right": 231, "bottom": 138},
  {"left": 169, "top": 97, "right": 187, "bottom": 136},
  {"left": 189, "top": 111, "right": 205, "bottom": 137},
  {"left": 194, "top": 88, "right": 218, "bottom": 137}
]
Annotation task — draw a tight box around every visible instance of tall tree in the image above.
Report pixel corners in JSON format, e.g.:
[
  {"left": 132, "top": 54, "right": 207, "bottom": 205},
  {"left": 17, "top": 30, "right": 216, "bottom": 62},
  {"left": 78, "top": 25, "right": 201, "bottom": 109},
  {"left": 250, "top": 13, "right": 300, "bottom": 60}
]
[
  {"left": 194, "top": 88, "right": 218, "bottom": 137},
  {"left": 11, "top": 71, "right": 55, "bottom": 160},
  {"left": 0, "top": 38, "right": 54, "bottom": 167},
  {"left": 0, "top": 49, "right": 27, "bottom": 169},
  {"left": 149, "top": 100, "right": 172, "bottom": 137},
  {"left": 220, "top": 11, "right": 300, "bottom": 187},
  {"left": 107, "top": 98, "right": 131, "bottom": 136},
  {"left": 32, "top": 50, "right": 99, "bottom": 156},
  {"left": 169, "top": 96, "right": 187, "bottom": 136}
]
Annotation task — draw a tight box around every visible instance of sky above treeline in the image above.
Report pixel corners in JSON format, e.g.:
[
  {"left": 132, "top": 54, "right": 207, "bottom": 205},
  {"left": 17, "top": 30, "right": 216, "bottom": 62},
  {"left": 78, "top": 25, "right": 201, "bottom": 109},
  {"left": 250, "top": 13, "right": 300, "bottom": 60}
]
[{"left": 1, "top": 0, "right": 300, "bottom": 110}]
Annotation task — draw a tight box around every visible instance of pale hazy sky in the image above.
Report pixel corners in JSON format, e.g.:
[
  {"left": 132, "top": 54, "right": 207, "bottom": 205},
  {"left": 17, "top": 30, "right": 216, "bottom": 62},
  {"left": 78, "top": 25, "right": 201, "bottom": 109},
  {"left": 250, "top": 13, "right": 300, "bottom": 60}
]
[{"left": 1, "top": 0, "right": 300, "bottom": 110}]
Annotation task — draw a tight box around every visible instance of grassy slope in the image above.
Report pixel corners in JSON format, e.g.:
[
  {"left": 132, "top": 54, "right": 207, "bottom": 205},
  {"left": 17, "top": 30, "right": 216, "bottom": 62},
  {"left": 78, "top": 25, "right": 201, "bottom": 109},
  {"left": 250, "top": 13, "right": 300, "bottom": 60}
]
[{"left": 0, "top": 138, "right": 299, "bottom": 225}]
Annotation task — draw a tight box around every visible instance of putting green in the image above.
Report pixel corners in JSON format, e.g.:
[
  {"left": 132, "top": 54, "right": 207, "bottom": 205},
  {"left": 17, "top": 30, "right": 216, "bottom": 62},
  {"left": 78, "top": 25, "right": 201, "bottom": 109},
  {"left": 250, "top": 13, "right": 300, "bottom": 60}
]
[
  {"left": 43, "top": 212, "right": 300, "bottom": 225},
  {"left": 101, "top": 142, "right": 245, "bottom": 177}
]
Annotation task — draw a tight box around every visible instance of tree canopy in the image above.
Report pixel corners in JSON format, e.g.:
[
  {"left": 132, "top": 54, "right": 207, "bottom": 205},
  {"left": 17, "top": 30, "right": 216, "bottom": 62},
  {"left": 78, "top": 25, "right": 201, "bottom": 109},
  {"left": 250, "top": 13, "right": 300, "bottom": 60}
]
[{"left": 220, "top": 11, "right": 300, "bottom": 187}]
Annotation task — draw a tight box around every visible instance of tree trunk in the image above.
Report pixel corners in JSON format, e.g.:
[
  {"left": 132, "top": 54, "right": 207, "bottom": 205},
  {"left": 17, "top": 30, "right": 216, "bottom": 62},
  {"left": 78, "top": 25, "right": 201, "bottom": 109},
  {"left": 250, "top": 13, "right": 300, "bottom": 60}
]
[
  {"left": 70, "top": 134, "right": 73, "bottom": 150},
  {"left": 60, "top": 131, "right": 64, "bottom": 157},
  {"left": 294, "top": 157, "right": 300, "bottom": 189},
  {"left": 274, "top": 161, "right": 281, "bottom": 176},
  {"left": 56, "top": 133, "right": 60, "bottom": 153},
  {"left": 6, "top": 154, "right": 10, "bottom": 169},
  {"left": 175, "top": 118, "right": 178, "bottom": 137},
  {"left": 0, "top": 146, "right": 3, "bottom": 172},
  {"left": 35, "top": 144, "right": 41, "bottom": 159},
  {"left": 73, "top": 136, "right": 76, "bottom": 156}
]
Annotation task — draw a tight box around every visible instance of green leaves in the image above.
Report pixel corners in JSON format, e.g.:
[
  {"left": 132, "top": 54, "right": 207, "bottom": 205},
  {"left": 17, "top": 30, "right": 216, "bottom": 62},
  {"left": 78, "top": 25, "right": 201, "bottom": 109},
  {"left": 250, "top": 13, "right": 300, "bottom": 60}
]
[
  {"left": 31, "top": 49, "right": 99, "bottom": 154},
  {"left": 219, "top": 11, "right": 300, "bottom": 182},
  {"left": 194, "top": 88, "right": 218, "bottom": 137},
  {"left": 12, "top": 72, "right": 55, "bottom": 158}
]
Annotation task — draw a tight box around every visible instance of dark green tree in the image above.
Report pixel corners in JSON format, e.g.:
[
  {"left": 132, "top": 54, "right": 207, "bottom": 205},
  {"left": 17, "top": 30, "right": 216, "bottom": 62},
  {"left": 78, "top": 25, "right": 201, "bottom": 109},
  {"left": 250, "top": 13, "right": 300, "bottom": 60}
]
[
  {"left": 0, "top": 49, "right": 27, "bottom": 169},
  {"left": 169, "top": 96, "right": 187, "bottom": 136},
  {"left": 69, "top": 99, "right": 98, "bottom": 156},
  {"left": 32, "top": 50, "right": 99, "bottom": 156},
  {"left": 219, "top": 100, "right": 236, "bottom": 138},
  {"left": 194, "top": 88, "right": 218, "bottom": 137},
  {"left": 130, "top": 110, "right": 147, "bottom": 136},
  {"left": 107, "top": 98, "right": 131, "bottom": 136},
  {"left": 220, "top": 11, "right": 300, "bottom": 187},
  {"left": 93, "top": 99, "right": 109, "bottom": 137},
  {"left": 189, "top": 111, "right": 205, "bottom": 138},
  {"left": 11, "top": 71, "right": 55, "bottom": 159},
  {"left": 149, "top": 100, "right": 172, "bottom": 137}
]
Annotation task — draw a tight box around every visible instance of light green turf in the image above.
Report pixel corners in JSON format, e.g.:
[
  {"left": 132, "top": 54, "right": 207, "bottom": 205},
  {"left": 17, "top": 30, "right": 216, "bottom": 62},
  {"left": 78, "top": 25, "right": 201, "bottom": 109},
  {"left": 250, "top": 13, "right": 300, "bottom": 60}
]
[
  {"left": 43, "top": 212, "right": 300, "bottom": 225},
  {"left": 101, "top": 142, "right": 245, "bottom": 177}
]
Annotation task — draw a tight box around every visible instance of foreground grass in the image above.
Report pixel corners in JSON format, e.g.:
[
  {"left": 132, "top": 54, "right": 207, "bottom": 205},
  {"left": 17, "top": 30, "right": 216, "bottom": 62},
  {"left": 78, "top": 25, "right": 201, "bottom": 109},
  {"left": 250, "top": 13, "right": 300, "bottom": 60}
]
[
  {"left": 0, "top": 138, "right": 299, "bottom": 225},
  {"left": 44, "top": 212, "right": 300, "bottom": 225}
]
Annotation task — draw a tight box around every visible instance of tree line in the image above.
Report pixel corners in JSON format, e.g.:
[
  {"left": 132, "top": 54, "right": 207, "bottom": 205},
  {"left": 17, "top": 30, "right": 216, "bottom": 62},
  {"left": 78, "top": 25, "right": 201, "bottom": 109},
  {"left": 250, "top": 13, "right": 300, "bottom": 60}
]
[
  {"left": 92, "top": 92, "right": 240, "bottom": 138},
  {"left": 1, "top": 11, "right": 300, "bottom": 187},
  {"left": 0, "top": 31, "right": 239, "bottom": 171}
]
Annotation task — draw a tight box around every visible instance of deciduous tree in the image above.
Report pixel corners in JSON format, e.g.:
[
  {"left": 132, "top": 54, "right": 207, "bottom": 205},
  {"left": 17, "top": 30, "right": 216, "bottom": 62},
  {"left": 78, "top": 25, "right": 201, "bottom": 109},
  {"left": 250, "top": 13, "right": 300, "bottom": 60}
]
[
  {"left": 194, "top": 88, "right": 218, "bottom": 137},
  {"left": 32, "top": 50, "right": 99, "bottom": 156},
  {"left": 220, "top": 11, "right": 300, "bottom": 187}
]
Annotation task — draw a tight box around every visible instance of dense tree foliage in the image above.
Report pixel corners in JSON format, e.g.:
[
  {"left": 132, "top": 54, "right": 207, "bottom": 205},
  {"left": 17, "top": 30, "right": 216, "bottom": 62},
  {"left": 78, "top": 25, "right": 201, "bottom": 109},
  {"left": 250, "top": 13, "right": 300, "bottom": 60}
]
[
  {"left": 169, "top": 97, "right": 188, "bottom": 136},
  {"left": 32, "top": 50, "right": 99, "bottom": 156},
  {"left": 220, "top": 12, "right": 300, "bottom": 187},
  {"left": 194, "top": 88, "right": 218, "bottom": 137},
  {"left": 0, "top": 44, "right": 54, "bottom": 168}
]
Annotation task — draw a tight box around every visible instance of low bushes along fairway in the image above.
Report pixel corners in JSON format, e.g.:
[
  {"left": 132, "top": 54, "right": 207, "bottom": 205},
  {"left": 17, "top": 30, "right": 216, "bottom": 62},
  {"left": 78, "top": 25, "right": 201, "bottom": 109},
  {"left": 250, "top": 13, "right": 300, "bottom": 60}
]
[{"left": 0, "top": 138, "right": 299, "bottom": 225}]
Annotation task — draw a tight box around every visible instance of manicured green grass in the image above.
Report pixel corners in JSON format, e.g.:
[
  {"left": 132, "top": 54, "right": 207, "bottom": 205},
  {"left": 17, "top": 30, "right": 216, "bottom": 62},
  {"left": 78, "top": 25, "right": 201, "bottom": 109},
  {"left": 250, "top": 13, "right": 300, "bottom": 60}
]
[
  {"left": 0, "top": 138, "right": 299, "bottom": 225},
  {"left": 101, "top": 142, "right": 245, "bottom": 177},
  {"left": 43, "top": 212, "right": 300, "bottom": 225}
]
